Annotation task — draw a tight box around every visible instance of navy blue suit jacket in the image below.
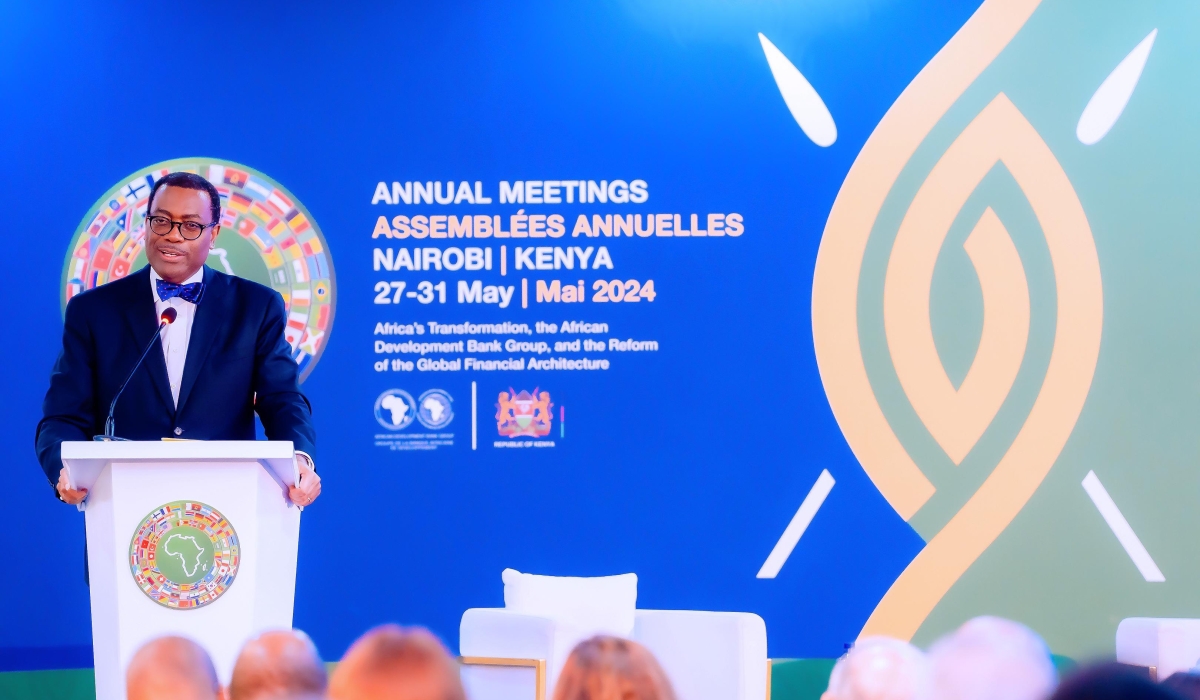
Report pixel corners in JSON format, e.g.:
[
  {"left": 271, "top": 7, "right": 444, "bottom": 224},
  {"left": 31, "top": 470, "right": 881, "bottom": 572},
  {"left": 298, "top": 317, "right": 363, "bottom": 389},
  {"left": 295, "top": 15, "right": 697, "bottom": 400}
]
[{"left": 36, "top": 265, "right": 317, "bottom": 488}]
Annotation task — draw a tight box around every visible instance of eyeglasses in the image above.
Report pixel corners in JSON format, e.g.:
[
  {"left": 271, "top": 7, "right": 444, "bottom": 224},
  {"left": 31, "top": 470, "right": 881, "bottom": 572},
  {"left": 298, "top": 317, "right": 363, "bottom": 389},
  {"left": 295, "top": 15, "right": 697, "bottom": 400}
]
[{"left": 146, "top": 215, "right": 217, "bottom": 241}]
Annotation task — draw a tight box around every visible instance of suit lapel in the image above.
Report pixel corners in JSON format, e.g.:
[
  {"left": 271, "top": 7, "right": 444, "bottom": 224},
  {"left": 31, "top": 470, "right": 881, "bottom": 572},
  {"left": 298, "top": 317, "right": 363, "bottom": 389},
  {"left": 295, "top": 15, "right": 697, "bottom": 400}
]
[
  {"left": 121, "top": 267, "right": 176, "bottom": 417},
  {"left": 176, "top": 267, "right": 227, "bottom": 413}
]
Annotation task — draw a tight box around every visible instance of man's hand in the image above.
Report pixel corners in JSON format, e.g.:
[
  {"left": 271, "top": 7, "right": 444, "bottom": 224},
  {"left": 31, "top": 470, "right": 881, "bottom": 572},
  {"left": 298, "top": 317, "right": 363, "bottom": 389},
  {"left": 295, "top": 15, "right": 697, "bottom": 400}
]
[
  {"left": 289, "top": 454, "right": 321, "bottom": 507},
  {"left": 56, "top": 470, "right": 88, "bottom": 505}
]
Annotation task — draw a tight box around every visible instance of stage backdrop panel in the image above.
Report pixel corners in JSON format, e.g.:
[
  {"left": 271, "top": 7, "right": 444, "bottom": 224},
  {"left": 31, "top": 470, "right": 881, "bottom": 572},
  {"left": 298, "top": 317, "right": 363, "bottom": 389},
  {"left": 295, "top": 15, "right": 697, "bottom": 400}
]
[{"left": 2, "top": 0, "right": 1193, "bottom": 669}]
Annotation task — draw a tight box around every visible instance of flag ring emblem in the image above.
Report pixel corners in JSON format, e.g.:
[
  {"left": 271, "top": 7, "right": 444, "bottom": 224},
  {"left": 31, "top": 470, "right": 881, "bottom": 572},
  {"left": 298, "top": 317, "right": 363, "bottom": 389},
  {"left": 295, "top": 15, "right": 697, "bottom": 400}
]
[
  {"left": 61, "top": 157, "right": 336, "bottom": 382},
  {"left": 129, "top": 500, "right": 240, "bottom": 610}
]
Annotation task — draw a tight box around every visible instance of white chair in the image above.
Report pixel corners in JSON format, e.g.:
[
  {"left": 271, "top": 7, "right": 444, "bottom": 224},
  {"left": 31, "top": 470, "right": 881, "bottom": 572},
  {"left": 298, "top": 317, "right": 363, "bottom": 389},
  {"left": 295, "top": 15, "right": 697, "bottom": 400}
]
[
  {"left": 1116, "top": 618, "right": 1200, "bottom": 680},
  {"left": 459, "top": 569, "right": 768, "bottom": 700}
]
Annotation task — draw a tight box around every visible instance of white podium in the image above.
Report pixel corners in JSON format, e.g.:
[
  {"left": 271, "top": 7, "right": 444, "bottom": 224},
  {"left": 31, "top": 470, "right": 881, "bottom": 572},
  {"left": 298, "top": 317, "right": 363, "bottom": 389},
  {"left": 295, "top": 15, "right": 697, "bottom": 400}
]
[{"left": 61, "top": 440, "right": 302, "bottom": 700}]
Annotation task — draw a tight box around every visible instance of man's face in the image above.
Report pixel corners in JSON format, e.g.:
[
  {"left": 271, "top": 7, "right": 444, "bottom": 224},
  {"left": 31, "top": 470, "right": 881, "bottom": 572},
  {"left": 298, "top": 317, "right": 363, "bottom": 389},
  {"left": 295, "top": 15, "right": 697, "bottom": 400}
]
[{"left": 145, "top": 185, "right": 221, "bottom": 283}]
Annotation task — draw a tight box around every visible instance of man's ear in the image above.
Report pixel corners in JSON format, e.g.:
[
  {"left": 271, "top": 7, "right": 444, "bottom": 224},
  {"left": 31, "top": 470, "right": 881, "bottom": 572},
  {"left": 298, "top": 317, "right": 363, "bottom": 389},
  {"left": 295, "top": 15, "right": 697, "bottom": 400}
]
[{"left": 210, "top": 225, "right": 222, "bottom": 246}]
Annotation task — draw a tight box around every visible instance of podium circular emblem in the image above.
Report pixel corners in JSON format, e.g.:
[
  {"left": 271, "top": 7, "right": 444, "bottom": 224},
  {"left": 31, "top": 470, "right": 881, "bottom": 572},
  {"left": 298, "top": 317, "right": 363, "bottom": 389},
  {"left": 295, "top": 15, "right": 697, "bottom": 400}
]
[
  {"left": 129, "top": 501, "right": 240, "bottom": 610},
  {"left": 62, "top": 157, "right": 336, "bottom": 382}
]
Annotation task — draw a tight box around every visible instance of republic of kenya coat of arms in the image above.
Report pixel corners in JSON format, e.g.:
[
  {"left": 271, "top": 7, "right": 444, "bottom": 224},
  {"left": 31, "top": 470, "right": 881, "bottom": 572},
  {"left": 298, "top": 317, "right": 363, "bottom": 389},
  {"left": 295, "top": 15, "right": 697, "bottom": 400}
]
[{"left": 496, "top": 389, "right": 553, "bottom": 438}]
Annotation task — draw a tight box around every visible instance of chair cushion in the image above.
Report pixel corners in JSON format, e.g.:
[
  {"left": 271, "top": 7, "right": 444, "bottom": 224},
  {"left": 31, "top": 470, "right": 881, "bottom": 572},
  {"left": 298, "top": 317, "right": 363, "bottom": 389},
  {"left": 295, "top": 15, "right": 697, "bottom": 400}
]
[{"left": 502, "top": 568, "right": 637, "bottom": 637}]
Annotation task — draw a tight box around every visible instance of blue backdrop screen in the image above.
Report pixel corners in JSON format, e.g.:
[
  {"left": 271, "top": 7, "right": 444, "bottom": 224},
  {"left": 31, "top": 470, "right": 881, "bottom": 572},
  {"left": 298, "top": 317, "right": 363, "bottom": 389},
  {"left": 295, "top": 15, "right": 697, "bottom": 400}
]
[{"left": 0, "top": 0, "right": 981, "bottom": 668}]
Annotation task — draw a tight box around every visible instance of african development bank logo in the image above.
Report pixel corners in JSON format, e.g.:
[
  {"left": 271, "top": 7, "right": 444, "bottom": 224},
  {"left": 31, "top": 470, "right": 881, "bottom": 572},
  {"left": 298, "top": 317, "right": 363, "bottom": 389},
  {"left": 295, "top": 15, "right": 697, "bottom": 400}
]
[
  {"left": 417, "top": 389, "right": 454, "bottom": 429},
  {"left": 61, "top": 157, "right": 336, "bottom": 381},
  {"left": 374, "top": 388, "right": 456, "bottom": 451},
  {"left": 374, "top": 389, "right": 454, "bottom": 431},
  {"left": 129, "top": 501, "right": 240, "bottom": 610},
  {"left": 375, "top": 389, "right": 417, "bottom": 430}
]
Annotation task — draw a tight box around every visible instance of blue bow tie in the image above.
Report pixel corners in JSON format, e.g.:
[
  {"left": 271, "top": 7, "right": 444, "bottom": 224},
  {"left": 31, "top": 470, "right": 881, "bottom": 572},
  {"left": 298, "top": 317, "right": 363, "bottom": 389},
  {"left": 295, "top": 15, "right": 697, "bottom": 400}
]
[{"left": 156, "top": 278, "right": 205, "bottom": 304}]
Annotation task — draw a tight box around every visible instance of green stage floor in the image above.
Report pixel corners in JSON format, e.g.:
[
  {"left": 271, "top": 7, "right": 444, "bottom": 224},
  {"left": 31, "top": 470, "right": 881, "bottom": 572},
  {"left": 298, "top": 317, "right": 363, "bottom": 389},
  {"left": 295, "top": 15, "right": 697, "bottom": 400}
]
[
  {"left": 0, "top": 657, "right": 1076, "bottom": 700},
  {"left": 0, "top": 669, "right": 96, "bottom": 700},
  {"left": 0, "top": 661, "right": 842, "bottom": 700}
]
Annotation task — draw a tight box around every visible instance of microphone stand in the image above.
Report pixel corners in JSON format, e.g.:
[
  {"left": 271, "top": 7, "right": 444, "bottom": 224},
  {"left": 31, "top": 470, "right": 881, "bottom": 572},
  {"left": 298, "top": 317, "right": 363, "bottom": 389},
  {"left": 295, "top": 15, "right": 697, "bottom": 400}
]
[{"left": 95, "top": 307, "right": 178, "bottom": 441}]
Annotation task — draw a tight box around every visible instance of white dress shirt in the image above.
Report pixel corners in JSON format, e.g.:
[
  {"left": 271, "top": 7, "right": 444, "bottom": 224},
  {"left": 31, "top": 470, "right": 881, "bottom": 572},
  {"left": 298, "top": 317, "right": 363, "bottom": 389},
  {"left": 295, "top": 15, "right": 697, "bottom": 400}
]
[
  {"left": 148, "top": 267, "right": 315, "bottom": 472},
  {"left": 150, "top": 267, "right": 202, "bottom": 407},
  {"left": 54, "top": 267, "right": 314, "bottom": 503}
]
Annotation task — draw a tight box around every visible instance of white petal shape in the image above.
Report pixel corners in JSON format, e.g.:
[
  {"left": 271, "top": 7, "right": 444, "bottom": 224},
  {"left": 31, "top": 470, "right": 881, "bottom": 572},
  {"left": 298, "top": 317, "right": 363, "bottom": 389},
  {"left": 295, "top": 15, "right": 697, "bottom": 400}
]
[
  {"left": 759, "top": 33, "right": 837, "bottom": 147},
  {"left": 757, "top": 469, "right": 835, "bottom": 579},
  {"left": 1076, "top": 29, "right": 1157, "bottom": 145},
  {"left": 1082, "top": 470, "right": 1165, "bottom": 582}
]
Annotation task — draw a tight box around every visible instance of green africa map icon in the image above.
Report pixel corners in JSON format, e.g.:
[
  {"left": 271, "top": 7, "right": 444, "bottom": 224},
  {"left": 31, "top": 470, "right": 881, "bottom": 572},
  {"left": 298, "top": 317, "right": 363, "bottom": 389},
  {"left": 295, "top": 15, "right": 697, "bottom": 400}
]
[
  {"left": 61, "top": 157, "right": 336, "bottom": 381},
  {"left": 783, "top": 0, "right": 1200, "bottom": 657},
  {"left": 130, "top": 501, "right": 240, "bottom": 610}
]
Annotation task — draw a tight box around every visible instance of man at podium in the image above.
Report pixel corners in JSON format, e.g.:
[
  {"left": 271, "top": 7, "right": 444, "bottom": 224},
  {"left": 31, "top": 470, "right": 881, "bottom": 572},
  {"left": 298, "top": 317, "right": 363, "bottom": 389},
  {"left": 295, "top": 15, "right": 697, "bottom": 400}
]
[{"left": 36, "top": 171, "right": 321, "bottom": 508}]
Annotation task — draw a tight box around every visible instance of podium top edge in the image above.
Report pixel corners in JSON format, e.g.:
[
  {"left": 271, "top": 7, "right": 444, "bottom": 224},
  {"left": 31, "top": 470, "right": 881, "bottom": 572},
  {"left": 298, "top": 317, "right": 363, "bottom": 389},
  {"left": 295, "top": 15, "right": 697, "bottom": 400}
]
[{"left": 60, "top": 440, "right": 296, "bottom": 460}]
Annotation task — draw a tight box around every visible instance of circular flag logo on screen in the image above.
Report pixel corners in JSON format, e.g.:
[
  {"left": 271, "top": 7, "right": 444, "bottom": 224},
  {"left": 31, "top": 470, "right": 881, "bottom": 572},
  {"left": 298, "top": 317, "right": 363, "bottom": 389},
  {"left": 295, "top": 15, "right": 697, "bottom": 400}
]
[
  {"left": 129, "top": 501, "right": 240, "bottom": 610},
  {"left": 61, "top": 157, "right": 336, "bottom": 381}
]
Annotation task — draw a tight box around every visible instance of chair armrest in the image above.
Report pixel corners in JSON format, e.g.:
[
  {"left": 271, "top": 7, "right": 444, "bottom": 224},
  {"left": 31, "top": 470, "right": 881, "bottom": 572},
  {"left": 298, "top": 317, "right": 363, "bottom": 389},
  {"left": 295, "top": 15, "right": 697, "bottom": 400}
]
[
  {"left": 459, "top": 657, "right": 548, "bottom": 700},
  {"left": 460, "top": 608, "right": 557, "bottom": 661},
  {"left": 461, "top": 609, "right": 570, "bottom": 699},
  {"left": 633, "top": 610, "right": 768, "bottom": 700},
  {"left": 1117, "top": 617, "right": 1200, "bottom": 679}
]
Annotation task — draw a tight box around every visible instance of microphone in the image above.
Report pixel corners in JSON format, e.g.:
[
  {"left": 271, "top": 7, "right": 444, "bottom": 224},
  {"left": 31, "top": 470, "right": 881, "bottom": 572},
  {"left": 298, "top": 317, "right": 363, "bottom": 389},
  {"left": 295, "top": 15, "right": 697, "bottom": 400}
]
[{"left": 95, "top": 307, "right": 178, "bottom": 441}]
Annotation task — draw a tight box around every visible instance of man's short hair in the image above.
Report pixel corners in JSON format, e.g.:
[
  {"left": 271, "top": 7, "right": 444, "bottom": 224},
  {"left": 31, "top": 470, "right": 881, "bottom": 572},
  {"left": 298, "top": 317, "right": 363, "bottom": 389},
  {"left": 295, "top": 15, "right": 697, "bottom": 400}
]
[
  {"left": 126, "top": 635, "right": 222, "bottom": 700},
  {"left": 1052, "top": 662, "right": 1177, "bottom": 700},
  {"left": 328, "top": 624, "right": 465, "bottom": 700},
  {"left": 823, "top": 636, "right": 929, "bottom": 700},
  {"left": 229, "top": 629, "right": 327, "bottom": 700},
  {"left": 928, "top": 616, "right": 1057, "bottom": 700},
  {"left": 147, "top": 171, "right": 222, "bottom": 225},
  {"left": 1163, "top": 671, "right": 1200, "bottom": 700}
]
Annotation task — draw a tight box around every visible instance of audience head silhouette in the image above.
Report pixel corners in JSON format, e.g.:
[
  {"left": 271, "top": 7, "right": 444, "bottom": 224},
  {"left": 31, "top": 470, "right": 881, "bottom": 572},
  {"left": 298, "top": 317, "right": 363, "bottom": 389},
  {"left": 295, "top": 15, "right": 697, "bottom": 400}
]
[
  {"left": 328, "top": 624, "right": 465, "bottom": 700},
  {"left": 927, "top": 616, "right": 1057, "bottom": 700},
  {"left": 822, "top": 636, "right": 930, "bottom": 700},
  {"left": 121, "top": 615, "right": 1186, "bottom": 700},
  {"left": 126, "top": 635, "right": 225, "bottom": 700},
  {"left": 1051, "top": 662, "right": 1182, "bottom": 700},
  {"left": 229, "top": 629, "right": 327, "bottom": 700},
  {"left": 1163, "top": 672, "right": 1200, "bottom": 700},
  {"left": 552, "top": 635, "right": 677, "bottom": 700}
]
